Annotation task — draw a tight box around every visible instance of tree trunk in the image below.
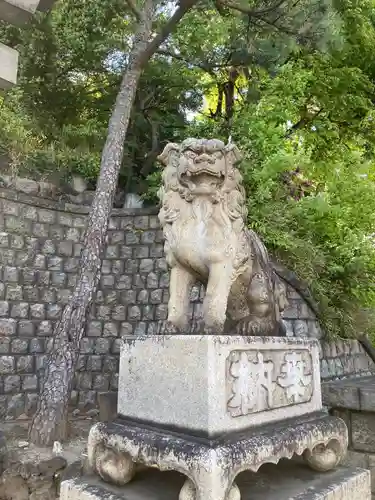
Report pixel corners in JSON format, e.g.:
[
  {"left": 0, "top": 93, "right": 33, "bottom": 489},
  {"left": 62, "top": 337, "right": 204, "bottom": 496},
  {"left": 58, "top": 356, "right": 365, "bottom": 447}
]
[
  {"left": 29, "top": 0, "right": 199, "bottom": 447},
  {"left": 28, "top": 3, "right": 154, "bottom": 446}
]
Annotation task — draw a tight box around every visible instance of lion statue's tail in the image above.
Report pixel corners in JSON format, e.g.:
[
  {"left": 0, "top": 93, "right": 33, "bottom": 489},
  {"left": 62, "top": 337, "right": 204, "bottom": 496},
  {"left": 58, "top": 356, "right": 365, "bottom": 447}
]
[{"left": 248, "top": 229, "right": 288, "bottom": 335}]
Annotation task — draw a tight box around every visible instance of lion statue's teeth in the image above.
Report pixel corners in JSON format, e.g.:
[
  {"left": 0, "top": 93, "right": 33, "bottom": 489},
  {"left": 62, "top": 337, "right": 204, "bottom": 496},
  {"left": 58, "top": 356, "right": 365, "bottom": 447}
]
[{"left": 157, "top": 138, "right": 287, "bottom": 336}]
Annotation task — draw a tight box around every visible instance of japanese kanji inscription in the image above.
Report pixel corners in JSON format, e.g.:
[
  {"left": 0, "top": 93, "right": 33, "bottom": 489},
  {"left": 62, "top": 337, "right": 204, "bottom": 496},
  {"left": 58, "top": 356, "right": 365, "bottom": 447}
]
[{"left": 227, "top": 349, "right": 313, "bottom": 417}]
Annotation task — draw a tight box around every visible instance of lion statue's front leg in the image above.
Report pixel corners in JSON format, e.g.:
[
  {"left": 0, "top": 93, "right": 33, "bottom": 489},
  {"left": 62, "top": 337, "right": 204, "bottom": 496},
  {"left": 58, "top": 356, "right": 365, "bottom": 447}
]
[
  {"left": 167, "top": 264, "right": 195, "bottom": 331},
  {"left": 166, "top": 261, "right": 234, "bottom": 334},
  {"left": 203, "top": 262, "right": 234, "bottom": 332}
]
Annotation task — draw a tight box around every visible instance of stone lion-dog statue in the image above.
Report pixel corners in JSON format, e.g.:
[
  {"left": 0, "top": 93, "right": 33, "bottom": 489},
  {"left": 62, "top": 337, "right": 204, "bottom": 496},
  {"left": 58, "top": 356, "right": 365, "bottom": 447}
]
[{"left": 157, "top": 138, "right": 287, "bottom": 335}]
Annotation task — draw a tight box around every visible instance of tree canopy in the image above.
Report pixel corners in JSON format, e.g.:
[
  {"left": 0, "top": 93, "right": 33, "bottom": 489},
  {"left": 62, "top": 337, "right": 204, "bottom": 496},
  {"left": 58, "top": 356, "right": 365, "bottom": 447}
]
[{"left": 1, "top": 0, "right": 375, "bottom": 338}]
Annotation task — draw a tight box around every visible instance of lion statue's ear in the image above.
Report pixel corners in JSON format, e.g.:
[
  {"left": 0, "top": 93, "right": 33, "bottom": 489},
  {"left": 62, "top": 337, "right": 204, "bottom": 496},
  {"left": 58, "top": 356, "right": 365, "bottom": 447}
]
[
  {"left": 225, "top": 143, "right": 242, "bottom": 166},
  {"left": 157, "top": 143, "right": 180, "bottom": 167}
]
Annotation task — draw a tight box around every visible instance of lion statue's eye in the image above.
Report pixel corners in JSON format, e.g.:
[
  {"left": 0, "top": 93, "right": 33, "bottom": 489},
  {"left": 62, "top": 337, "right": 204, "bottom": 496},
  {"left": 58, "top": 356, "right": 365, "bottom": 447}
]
[{"left": 185, "top": 151, "right": 196, "bottom": 159}]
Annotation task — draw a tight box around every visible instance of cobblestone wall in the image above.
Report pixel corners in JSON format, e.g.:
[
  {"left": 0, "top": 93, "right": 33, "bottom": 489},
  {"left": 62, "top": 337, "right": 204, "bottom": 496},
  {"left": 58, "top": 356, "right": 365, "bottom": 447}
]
[
  {"left": 0, "top": 187, "right": 323, "bottom": 419},
  {"left": 320, "top": 339, "right": 375, "bottom": 381}
]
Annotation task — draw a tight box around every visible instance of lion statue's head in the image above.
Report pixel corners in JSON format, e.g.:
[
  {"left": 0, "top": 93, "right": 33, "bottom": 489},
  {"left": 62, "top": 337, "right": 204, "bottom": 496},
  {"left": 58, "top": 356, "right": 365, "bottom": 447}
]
[{"left": 157, "top": 138, "right": 248, "bottom": 227}]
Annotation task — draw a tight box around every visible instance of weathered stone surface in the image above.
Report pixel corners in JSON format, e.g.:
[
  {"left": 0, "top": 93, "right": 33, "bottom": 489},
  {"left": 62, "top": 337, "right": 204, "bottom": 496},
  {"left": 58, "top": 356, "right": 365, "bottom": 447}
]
[
  {"left": 14, "top": 177, "right": 39, "bottom": 195},
  {"left": 361, "top": 383, "right": 375, "bottom": 412},
  {"left": 119, "top": 336, "right": 321, "bottom": 436},
  {"left": 352, "top": 412, "right": 375, "bottom": 453},
  {"left": 322, "top": 376, "right": 375, "bottom": 412},
  {"left": 320, "top": 340, "right": 374, "bottom": 381},
  {"left": 322, "top": 379, "right": 361, "bottom": 410},
  {"left": 71, "top": 175, "right": 87, "bottom": 194},
  {"left": 7, "top": 393, "right": 25, "bottom": 418},
  {"left": 0, "top": 453, "right": 66, "bottom": 500},
  {"left": 98, "top": 391, "right": 117, "bottom": 422},
  {"left": 342, "top": 449, "right": 375, "bottom": 493},
  {"left": 0, "top": 429, "right": 7, "bottom": 475}
]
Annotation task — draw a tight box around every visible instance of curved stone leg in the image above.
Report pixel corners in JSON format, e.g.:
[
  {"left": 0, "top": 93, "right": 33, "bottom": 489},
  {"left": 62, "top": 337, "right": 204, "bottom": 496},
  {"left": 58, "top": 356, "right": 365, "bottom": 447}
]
[
  {"left": 179, "top": 472, "right": 241, "bottom": 500},
  {"left": 88, "top": 443, "right": 137, "bottom": 486},
  {"left": 303, "top": 439, "right": 346, "bottom": 472}
]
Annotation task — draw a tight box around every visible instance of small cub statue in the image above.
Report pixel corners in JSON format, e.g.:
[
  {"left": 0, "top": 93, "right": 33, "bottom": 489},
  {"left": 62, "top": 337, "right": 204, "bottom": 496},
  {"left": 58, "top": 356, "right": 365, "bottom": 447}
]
[{"left": 158, "top": 138, "right": 287, "bottom": 335}]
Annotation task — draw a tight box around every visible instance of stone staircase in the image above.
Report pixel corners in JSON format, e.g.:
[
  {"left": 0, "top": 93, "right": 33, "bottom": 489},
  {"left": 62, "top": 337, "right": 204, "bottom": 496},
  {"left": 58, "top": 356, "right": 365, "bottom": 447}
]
[{"left": 60, "top": 461, "right": 371, "bottom": 500}]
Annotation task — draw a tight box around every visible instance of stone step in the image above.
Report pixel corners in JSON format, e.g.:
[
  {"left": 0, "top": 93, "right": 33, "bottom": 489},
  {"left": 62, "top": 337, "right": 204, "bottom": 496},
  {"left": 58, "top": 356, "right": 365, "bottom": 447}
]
[{"left": 60, "top": 462, "right": 371, "bottom": 500}]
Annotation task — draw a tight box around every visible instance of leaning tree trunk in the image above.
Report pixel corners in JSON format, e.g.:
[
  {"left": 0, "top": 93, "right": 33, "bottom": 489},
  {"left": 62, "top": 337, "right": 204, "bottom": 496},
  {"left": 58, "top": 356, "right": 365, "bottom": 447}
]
[
  {"left": 29, "top": 0, "right": 199, "bottom": 447},
  {"left": 28, "top": 5, "right": 154, "bottom": 447}
]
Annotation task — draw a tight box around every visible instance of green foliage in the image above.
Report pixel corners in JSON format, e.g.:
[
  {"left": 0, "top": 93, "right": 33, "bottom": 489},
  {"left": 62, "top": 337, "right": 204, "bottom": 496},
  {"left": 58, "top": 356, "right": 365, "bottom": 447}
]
[
  {"left": 238, "top": 119, "right": 375, "bottom": 339},
  {"left": 188, "top": 32, "right": 375, "bottom": 337},
  {"left": 2, "top": 0, "right": 375, "bottom": 337},
  {"left": 0, "top": 0, "right": 201, "bottom": 186}
]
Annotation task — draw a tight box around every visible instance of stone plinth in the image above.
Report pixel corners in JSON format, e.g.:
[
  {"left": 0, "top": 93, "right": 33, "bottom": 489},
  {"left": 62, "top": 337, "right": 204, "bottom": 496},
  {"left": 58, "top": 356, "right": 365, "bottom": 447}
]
[
  {"left": 87, "top": 336, "right": 348, "bottom": 500},
  {"left": 0, "top": 43, "right": 18, "bottom": 89},
  {"left": 87, "top": 412, "right": 348, "bottom": 500},
  {"left": 61, "top": 463, "right": 371, "bottom": 500},
  {"left": 118, "top": 336, "right": 322, "bottom": 437}
]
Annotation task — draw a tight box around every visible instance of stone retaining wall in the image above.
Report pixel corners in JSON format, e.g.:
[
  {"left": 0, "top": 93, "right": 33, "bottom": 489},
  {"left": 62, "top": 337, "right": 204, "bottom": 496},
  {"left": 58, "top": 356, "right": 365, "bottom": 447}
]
[
  {"left": 0, "top": 186, "right": 349, "bottom": 419},
  {"left": 320, "top": 339, "right": 375, "bottom": 381},
  {"left": 322, "top": 375, "right": 375, "bottom": 495}
]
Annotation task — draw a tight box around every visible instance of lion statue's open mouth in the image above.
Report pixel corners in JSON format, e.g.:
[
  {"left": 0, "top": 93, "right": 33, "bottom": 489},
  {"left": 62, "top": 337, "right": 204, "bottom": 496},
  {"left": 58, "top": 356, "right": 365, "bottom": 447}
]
[{"left": 157, "top": 138, "right": 287, "bottom": 336}]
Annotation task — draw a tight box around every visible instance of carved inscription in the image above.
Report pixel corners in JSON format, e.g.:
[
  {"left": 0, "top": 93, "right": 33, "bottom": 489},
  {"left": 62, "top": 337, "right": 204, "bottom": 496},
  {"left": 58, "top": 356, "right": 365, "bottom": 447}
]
[
  {"left": 227, "top": 349, "right": 313, "bottom": 417},
  {"left": 278, "top": 352, "right": 312, "bottom": 403}
]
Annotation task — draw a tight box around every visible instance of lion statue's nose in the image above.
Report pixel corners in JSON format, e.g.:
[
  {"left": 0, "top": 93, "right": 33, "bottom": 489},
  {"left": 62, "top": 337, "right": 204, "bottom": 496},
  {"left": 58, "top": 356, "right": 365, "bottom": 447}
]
[{"left": 194, "top": 153, "right": 214, "bottom": 164}]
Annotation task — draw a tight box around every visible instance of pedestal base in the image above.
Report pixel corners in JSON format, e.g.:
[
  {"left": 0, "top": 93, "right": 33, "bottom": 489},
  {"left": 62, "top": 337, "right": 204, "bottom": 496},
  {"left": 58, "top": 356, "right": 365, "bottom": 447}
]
[
  {"left": 61, "top": 464, "right": 370, "bottom": 500},
  {"left": 87, "top": 412, "right": 348, "bottom": 500}
]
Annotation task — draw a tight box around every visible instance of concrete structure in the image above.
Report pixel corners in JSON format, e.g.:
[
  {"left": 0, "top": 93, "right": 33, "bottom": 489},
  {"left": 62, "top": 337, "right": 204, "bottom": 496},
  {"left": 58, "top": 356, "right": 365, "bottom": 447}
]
[
  {"left": 0, "top": 177, "right": 373, "bottom": 497},
  {"left": 0, "top": 0, "right": 56, "bottom": 89},
  {"left": 79, "top": 139, "right": 367, "bottom": 499}
]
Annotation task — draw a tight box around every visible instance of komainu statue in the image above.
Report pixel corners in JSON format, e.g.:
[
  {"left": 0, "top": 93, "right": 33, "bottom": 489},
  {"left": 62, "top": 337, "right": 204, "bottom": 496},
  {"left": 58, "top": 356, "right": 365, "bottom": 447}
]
[{"left": 157, "top": 138, "right": 287, "bottom": 335}]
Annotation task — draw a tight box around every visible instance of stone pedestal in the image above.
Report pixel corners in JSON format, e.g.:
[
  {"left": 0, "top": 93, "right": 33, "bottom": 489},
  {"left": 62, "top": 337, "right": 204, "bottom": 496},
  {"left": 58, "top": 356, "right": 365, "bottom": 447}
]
[
  {"left": 86, "top": 336, "right": 349, "bottom": 500},
  {"left": 118, "top": 336, "right": 322, "bottom": 436}
]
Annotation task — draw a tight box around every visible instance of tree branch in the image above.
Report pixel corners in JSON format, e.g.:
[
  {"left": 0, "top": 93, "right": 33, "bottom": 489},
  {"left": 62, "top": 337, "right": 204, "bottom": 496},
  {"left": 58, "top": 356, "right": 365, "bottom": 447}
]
[
  {"left": 125, "top": 0, "right": 141, "bottom": 21},
  {"left": 285, "top": 107, "right": 323, "bottom": 137},
  {"left": 220, "top": 0, "right": 288, "bottom": 17},
  {"left": 141, "top": 0, "right": 198, "bottom": 65},
  {"left": 157, "top": 49, "right": 230, "bottom": 75}
]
